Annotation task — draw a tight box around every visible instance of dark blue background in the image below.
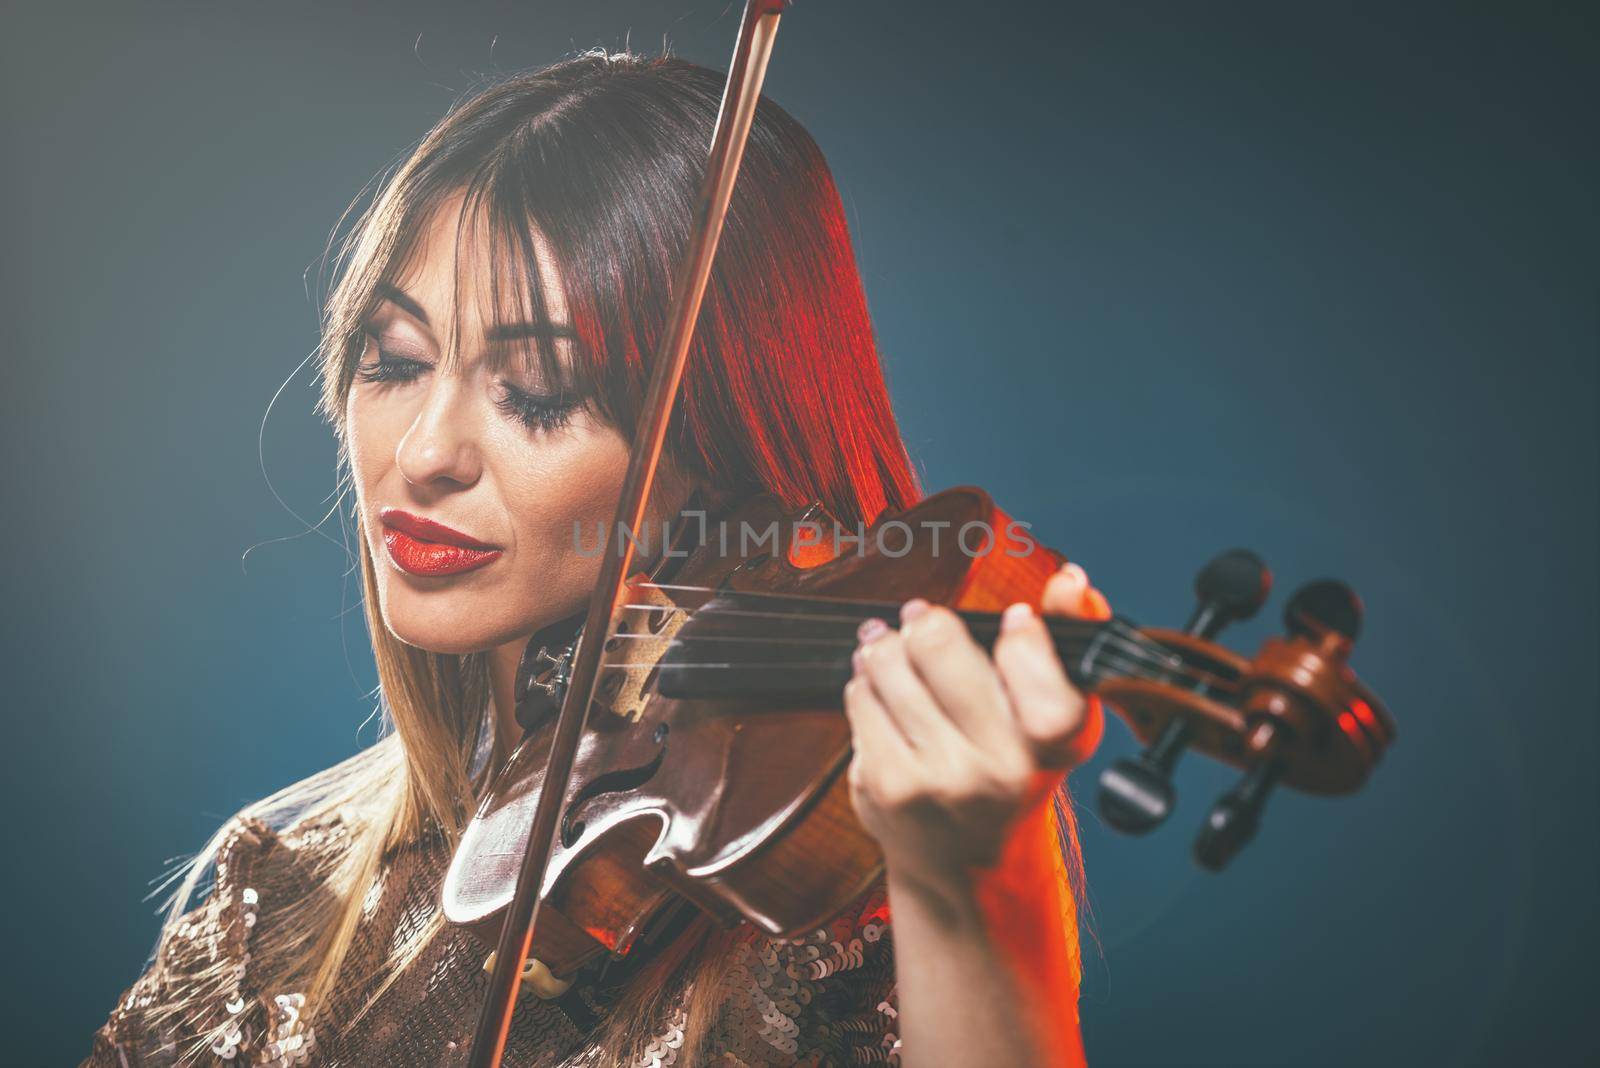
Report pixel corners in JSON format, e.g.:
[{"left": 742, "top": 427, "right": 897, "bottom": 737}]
[{"left": 3, "top": 2, "right": 1594, "bottom": 1064}]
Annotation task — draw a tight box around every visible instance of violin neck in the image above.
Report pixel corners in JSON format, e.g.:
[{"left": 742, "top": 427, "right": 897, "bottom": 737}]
[
  {"left": 653, "top": 590, "right": 1167, "bottom": 704},
  {"left": 945, "top": 610, "right": 1160, "bottom": 694}
]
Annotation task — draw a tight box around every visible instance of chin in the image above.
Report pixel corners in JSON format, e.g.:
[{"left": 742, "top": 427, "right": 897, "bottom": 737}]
[{"left": 379, "top": 590, "right": 537, "bottom": 656}]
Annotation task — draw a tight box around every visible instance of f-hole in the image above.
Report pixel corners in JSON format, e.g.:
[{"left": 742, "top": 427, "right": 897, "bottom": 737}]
[{"left": 560, "top": 743, "right": 668, "bottom": 848}]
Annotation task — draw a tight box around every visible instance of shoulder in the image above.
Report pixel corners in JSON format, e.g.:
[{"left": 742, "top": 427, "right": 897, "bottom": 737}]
[
  {"left": 82, "top": 810, "right": 352, "bottom": 1067},
  {"left": 196, "top": 808, "right": 356, "bottom": 930}
]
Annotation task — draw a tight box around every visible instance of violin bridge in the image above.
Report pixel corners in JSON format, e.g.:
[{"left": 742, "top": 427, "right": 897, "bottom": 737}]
[
  {"left": 602, "top": 578, "right": 690, "bottom": 723},
  {"left": 481, "top": 950, "right": 575, "bottom": 1000}
]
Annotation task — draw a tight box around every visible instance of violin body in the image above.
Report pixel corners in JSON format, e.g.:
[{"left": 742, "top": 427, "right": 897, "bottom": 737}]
[{"left": 443, "top": 487, "right": 1070, "bottom": 977}]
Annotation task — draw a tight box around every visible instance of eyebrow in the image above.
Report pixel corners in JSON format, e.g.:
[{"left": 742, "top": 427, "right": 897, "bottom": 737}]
[
  {"left": 375, "top": 283, "right": 578, "bottom": 342},
  {"left": 376, "top": 283, "right": 431, "bottom": 326}
]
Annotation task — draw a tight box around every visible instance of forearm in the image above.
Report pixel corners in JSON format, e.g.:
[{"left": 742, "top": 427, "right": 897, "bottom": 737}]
[
  {"left": 889, "top": 867, "right": 1038, "bottom": 1067},
  {"left": 888, "top": 802, "right": 1085, "bottom": 1068},
  {"left": 845, "top": 589, "right": 1104, "bottom": 1067}
]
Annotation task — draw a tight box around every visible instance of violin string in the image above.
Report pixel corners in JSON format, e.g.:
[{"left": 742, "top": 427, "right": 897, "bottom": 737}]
[
  {"left": 590, "top": 644, "right": 1185, "bottom": 693},
  {"left": 611, "top": 652, "right": 1222, "bottom": 695},
  {"left": 606, "top": 628, "right": 871, "bottom": 648},
  {"left": 592, "top": 645, "right": 1163, "bottom": 679},
  {"left": 596, "top": 578, "right": 1232, "bottom": 690},
  {"left": 606, "top": 602, "right": 1226, "bottom": 691},
  {"left": 615, "top": 603, "right": 1144, "bottom": 654},
  {"left": 633, "top": 578, "right": 1119, "bottom": 622},
  {"left": 617, "top": 595, "right": 1119, "bottom": 645},
  {"left": 601, "top": 625, "right": 1223, "bottom": 689},
  {"left": 594, "top": 624, "right": 1213, "bottom": 692},
  {"left": 593, "top": 645, "right": 1160, "bottom": 677},
  {"left": 601, "top": 623, "right": 1220, "bottom": 691},
  {"left": 618, "top": 598, "right": 889, "bottom": 626},
  {"left": 626, "top": 579, "right": 1146, "bottom": 642}
]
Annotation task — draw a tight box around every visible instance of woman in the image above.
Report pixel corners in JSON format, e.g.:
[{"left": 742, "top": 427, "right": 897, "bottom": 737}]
[{"left": 85, "top": 51, "right": 1110, "bottom": 1068}]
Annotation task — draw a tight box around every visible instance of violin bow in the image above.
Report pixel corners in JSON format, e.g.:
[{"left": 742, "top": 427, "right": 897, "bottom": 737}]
[{"left": 466, "top": 3, "right": 788, "bottom": 1064}]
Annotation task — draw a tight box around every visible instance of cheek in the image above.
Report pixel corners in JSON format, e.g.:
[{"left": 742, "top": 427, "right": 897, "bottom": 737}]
[
  {"left": 345, "top": 389, "right": 376, "bottom": 486},
  {"left": 344, "top": 389, "right": 405, "bottom": 550},
  {"left": 500, "top": 421, "right": 633, "bottom": 574},
  {"left": 346, "top": 387, "right": 412, "bottom": 483}
]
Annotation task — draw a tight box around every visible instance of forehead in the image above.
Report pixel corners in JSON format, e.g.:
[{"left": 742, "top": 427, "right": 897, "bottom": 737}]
[{"left": 388, "top": 189, "right": 570, "bottom": 326}]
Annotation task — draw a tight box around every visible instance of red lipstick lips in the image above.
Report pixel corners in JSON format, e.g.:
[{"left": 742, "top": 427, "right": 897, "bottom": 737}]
[{"left": 379, "top": 508, "right": 503, "bottom": 577}]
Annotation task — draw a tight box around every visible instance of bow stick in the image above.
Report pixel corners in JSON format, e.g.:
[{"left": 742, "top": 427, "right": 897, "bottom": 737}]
[{"left": 467, "top": 3, "right": 788, "bottom": 1064}]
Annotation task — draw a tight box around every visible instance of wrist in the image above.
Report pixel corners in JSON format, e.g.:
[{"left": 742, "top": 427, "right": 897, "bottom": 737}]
[{"left": 883, "top": 858, "right": 985, "bottom": 931}]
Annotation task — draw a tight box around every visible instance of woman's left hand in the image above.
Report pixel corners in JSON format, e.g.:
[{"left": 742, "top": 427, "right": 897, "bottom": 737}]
[{"left": 843, "top": 559, "right": 1111, "bottom": 899}]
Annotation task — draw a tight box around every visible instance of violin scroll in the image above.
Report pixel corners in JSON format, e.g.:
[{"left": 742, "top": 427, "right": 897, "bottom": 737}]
[
  {"left": 1098, "top": 562, "right": 1395, "bottom": 871},
  {"left": 1097, "top": 549, "right": 1271, "bottom": 834}
]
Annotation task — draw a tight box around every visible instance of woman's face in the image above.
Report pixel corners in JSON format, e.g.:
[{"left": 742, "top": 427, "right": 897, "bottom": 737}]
[{"left": 346, "top": 195, "right": 694, "bottom": 655}]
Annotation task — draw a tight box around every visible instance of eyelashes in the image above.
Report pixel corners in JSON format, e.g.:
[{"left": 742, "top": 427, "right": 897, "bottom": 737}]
[
  {"left": 495, "top": 386, "right": 580, "bottom": 433},
  {"left": 353, "top": 329, "right": 580, "bottom": 434},
  {"left": 351, "top": 352, "right": 428, "bottom": 385}
]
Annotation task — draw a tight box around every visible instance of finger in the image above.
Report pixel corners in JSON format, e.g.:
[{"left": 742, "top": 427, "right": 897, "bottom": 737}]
[
  {"left": 843, "top": 672, "right": 913, "bottom": 765},
  {"left": 842, "top": 673, "right": 918, "bottom": 822},
  {"left": 992, "top": 601, "right": 1096, "bottom": 769},
  {"left": 854, "top": 615, "right": 971, "bottom": 760},
  {"left": 1042, "top": 560, "right": 1113, "bottom": 621},
  {"left": 897, "top": 599, "right": 1030, "bottom": 765},
  {"left": 1041, "top": 561, "right": 1090, "bottom": 618}
]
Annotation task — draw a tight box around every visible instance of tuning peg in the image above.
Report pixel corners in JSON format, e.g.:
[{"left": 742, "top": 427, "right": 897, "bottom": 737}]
[
  {"left": 1190, "top": 548, "right": 1272, "bottom": 640},
  {"left": 1284, "top": 579, "right": 1362, "bottom": 642},
  {"left": 514, "top": 630, "right": 579, "bottom": 734},
  {"left": 1098, "top": 725, "right": 1185, "bottom": 833},
  {"left": 1098, "top": 549, "right": 1271, "bottom": 835},
  {"left": 1193, "top": 757, "right": 1282, "bottom": 871},
  {"left": 1184, "top": 579, "right": 1361, "bottom": 865}
]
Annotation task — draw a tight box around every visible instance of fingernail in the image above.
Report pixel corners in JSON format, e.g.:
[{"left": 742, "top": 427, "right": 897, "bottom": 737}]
[
  {"left": 1001, "top": 601, "right": 1034, "bottom": 634},
  {"left": 1059, "top": 562, "right": 1087, "bottom": 585},
  {"left": 857, "top": 616, "right": 889, "bottom": 643},
  {"left": 899, "top": 598, "right": 930, "bottom": 623}
]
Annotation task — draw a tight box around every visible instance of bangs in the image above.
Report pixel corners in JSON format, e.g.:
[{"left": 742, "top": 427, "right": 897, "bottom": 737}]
[
  {"left": 373, "top": 160, "right": 609, "bottom": 410},
  {"left": 319, "top": 51, "right": 919, "bottom": 531}
]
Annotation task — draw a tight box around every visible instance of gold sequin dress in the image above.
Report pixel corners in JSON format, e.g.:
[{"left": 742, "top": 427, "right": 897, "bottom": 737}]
[{"left": 81, "top": 813, "right": 900, "bottom": 1067}]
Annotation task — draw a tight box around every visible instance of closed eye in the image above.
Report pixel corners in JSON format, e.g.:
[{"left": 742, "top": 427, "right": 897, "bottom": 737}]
[
  {"left": 353, "top": 353, "right": 430, "bottom": 385},
  {"left": 495, "top": 384, "right": 580, "bottom": 433},
  {"left": 354, "top": 325, "right": 580, "bottom": 433},
  {"left": 354, "top": 326, "right": 431, "bottom": 386}
]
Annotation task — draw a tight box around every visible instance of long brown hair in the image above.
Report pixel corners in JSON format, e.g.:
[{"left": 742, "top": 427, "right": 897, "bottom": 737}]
[{"left": 153, "top": 48, "right": 1079, "bottom": 1065}]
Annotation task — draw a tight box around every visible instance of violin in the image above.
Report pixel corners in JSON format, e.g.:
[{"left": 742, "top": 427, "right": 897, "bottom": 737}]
[
  {"left": 443, "top": 487, "right": 1396, "bottom": 1008},
  {"left": 451, "top": 3, "right": 1396, "bottom": 1064}
]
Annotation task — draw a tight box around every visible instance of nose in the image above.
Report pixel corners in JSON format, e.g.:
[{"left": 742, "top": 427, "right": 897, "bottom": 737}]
[{"left": 394, "top": 375, "right": 484, "bottom": 489}]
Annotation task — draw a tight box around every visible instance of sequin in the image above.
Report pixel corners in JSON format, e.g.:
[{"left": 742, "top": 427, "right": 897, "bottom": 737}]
[
  {"left": 81, "top": 816, "right": 903, "bottom": 1067},
  {"left": 361, "top": 869, "right": 385, "bottom": 916}
]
